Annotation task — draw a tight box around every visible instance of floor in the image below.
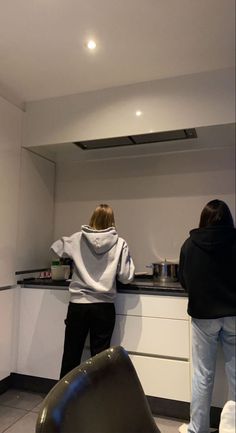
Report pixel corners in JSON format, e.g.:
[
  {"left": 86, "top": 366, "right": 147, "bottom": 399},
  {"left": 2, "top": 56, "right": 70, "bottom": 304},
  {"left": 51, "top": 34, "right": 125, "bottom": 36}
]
[{"left": 0, "top": 389, "right": 185, "bottom": 433}]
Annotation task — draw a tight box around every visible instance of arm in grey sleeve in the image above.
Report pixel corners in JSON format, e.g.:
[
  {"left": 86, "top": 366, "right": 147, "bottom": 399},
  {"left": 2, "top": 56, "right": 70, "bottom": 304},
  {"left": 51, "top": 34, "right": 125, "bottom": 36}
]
[
  {"left": 50, "top": 237, "right": 72, "bottom": 259},
  {"left": 117, "top": 242, "right": 135, "bottom": 284}
]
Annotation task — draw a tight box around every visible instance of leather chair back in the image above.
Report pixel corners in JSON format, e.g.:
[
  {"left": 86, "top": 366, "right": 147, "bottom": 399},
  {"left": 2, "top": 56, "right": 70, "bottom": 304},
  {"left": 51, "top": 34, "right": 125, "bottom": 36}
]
[{"left": 36, "top": 346, "right": 160, "bottom": 433}]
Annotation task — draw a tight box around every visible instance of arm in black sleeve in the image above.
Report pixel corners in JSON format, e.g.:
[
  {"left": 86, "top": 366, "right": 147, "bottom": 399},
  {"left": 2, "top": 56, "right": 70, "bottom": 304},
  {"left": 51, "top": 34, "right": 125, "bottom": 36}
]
[{"left": 178, "top": 245, "right": 187, "bottom": 291}]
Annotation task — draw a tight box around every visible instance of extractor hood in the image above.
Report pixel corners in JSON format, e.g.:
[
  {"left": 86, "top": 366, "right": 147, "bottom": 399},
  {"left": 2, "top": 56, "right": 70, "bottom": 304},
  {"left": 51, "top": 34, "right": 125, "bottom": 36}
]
[{"left": 74, "top": 128, "right": 197, "bottom": 151}]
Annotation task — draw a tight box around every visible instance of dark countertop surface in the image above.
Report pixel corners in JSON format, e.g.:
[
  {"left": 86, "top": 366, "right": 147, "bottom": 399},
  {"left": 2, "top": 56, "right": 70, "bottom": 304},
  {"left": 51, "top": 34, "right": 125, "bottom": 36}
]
[{"left": 19, "top": 275, "right": 187, "bottom": 297}]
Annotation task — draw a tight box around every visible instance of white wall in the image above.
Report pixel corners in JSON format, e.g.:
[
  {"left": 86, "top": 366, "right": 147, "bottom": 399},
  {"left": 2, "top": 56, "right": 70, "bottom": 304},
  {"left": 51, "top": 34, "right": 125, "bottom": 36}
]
[
  {"left": 0, "top": 96, "right": 23, "bottom": 286},
  {"left": 0, "top": 96, "right": 23, "bottom": 380},
  {"left": 23, "top": 68, "right": 235, "bottom": 147},
  {"left": 54, "top": 146, "right": 235, "bottom": 271},
  {"left": 16, "top": 149, "right": 55, "bottom": 271}
]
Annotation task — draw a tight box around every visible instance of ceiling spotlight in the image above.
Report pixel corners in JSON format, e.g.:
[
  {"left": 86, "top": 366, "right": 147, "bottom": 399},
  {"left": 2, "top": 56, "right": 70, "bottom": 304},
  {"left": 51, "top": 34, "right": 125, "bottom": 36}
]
[
  {"left": 135, "top": 110, "right": 143, "bottom": 117},
  {"left": 86, "top": 40, "right": 96, "bottom": 50}
]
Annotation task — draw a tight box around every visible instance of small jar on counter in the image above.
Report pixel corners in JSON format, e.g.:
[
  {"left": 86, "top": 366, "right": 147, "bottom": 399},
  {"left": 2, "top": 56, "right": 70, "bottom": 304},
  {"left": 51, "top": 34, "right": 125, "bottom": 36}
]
[{"left": 51, "top": 260, "right": 70, "bottom": 280}]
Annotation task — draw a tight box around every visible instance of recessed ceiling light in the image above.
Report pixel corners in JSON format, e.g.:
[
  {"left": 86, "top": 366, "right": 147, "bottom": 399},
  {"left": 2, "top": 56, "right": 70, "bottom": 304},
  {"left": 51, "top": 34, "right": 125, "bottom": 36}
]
[
  {"left": 86, "top": 40, "right": 96, "bottom": 50},
  {"left": 135, "top": 110, "right": 143, "bottom": 116}
]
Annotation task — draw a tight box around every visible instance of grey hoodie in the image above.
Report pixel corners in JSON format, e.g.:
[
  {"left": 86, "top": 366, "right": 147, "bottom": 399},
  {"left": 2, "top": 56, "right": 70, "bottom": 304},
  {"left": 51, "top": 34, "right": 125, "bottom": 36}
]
[{"left": 51, "top": 225, "right": 135, "bottom": 303}]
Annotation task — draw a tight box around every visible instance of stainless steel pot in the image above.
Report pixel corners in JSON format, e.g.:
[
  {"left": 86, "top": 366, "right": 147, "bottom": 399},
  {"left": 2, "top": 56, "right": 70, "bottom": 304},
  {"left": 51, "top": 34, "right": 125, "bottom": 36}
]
[{"left": 151, "top": 260, "right": 179, "bottom": 282}]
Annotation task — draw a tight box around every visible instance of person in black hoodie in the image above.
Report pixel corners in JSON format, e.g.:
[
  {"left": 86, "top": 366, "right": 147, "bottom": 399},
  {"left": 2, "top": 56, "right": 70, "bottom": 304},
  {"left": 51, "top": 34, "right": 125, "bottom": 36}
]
[{"left": 178, "top": 200, "right": 236, "bottom": 433}]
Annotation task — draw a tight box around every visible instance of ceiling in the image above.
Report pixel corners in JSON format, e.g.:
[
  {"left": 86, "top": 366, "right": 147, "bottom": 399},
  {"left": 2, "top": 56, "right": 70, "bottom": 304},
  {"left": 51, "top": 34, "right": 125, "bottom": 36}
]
[{"left": 0, "top": 0, "right": 235, "bottom": 108}]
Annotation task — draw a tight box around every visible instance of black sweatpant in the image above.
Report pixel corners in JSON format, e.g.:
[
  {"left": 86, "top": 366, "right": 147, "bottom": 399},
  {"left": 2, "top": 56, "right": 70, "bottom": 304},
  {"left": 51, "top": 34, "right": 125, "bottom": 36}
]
[{"left": 60, "top": 302, "right": 116, "bottom": 378}]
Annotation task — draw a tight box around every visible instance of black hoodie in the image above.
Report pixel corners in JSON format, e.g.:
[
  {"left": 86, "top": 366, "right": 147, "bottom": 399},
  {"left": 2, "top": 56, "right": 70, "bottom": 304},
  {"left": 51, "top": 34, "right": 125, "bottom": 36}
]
[{"left": 179, "top": 226, "right": 236, "bottom": 319}]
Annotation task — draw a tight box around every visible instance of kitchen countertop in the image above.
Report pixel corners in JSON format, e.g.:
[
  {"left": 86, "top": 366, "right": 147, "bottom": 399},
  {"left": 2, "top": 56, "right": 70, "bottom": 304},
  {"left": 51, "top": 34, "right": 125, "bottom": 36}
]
[{"left": 19, "top": 276, "right": 187, "bottom": 297}]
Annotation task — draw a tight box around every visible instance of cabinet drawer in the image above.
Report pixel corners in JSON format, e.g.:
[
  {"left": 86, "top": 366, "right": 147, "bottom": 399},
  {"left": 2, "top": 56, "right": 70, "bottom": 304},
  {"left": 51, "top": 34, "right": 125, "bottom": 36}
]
[
  {"left": 130, "top": 354, "right": 190, "bottom": 402},
  {"left": 115, "top": 293, "right": 188, "bottom": 320},
  {"left": 112, "top": 315, "right": 189, "bottom": 359}
]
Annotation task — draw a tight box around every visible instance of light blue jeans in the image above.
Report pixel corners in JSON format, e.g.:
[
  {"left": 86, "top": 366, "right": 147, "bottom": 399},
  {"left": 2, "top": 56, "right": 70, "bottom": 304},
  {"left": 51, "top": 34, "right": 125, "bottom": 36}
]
[{"left": 188, "top": 317, "right": 236, "bottom": 433}]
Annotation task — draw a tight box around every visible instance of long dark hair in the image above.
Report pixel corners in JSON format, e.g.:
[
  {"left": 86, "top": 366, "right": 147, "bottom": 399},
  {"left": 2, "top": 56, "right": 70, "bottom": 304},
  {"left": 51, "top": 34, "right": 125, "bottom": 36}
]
[{"left": 199, "top": 200, "right": 234, "bottom": 228}]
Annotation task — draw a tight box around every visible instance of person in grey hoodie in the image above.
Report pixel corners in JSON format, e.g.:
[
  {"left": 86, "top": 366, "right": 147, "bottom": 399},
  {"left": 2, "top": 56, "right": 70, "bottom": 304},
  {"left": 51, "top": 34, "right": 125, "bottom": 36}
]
[
  {"left": 51, "top": 204, "right": 135, "bottom": 378},
  {"left": 178, "top": 200, "right": 236, "bottom": 433}
]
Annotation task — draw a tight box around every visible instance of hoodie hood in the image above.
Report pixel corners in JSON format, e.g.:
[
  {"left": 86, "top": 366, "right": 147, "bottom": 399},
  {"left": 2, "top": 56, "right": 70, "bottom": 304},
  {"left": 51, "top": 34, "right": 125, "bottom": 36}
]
[
  {"left": 81, "top": 225, "right": 118, "bottom": 255},
  {"left": 189, "top": 226, "right": 236, "bottom": 252}
]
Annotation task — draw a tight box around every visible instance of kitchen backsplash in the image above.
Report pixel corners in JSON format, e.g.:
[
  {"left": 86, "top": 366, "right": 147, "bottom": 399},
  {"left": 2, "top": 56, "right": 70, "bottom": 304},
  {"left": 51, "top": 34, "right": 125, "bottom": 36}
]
[{"left": 53, "top": 146, "right": 235, "bottom": 272}]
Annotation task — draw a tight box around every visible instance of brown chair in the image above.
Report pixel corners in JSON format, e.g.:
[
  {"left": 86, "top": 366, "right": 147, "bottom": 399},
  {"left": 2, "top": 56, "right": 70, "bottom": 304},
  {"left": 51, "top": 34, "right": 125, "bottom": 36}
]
[{"left": 36, "top": 346, "right": 160, "bottom": 433}]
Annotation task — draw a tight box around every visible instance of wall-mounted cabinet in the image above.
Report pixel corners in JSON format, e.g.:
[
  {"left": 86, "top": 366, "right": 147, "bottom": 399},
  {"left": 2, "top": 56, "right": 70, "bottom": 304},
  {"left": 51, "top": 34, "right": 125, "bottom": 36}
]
[
  {"left": 23, "top": 68, "right": 235, "bottom": 151},
  {"left": 23, "top": 123, "right": 235, "bottom": 164}
]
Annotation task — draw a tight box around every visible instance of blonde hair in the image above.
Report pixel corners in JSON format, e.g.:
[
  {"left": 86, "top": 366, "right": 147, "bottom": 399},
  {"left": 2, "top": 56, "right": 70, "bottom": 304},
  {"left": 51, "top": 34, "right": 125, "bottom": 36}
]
[{"left": 89, "top": 204, "right": 115, "bottom": 230}]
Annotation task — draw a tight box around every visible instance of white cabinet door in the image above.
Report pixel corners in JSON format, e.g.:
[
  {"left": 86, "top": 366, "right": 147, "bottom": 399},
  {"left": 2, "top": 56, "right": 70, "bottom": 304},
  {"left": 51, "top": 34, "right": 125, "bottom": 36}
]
[
  {"left": 16, "top": 288, "right": 70, "bottom": 379},
  {"left": 0, "top": 289, "right": 15, "bottom": 380},
  {"left": 0, "top": 97, "right": 22, "bottom": 287}
]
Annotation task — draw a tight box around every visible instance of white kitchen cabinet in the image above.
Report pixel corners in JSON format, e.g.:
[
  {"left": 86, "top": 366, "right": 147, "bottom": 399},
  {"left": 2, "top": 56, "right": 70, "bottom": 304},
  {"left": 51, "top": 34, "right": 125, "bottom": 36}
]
[
  {"left": 112, "top": 293, "right": 191, "bottom": 402},
  {"left": 0, "top": 97, "right": 22, "bottom": 287},
  {"left": 16, "top": 288, "right": 70, "bottom": 379},
  {"left": 15, "top": 287, "right": 228, "bottom": 407},
  {"left": 16, "top": 287, "right": 190, "bottom": 402},
  {"left": 0, "top": 289, "right": 15, "bottom": 380}
]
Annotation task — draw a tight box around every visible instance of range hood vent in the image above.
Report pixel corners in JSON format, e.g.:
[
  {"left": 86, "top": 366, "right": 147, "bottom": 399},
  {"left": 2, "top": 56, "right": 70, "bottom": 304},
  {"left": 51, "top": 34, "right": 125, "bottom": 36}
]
[{"left": 74, "top": 128, "right": 197, "bottom": 151}]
